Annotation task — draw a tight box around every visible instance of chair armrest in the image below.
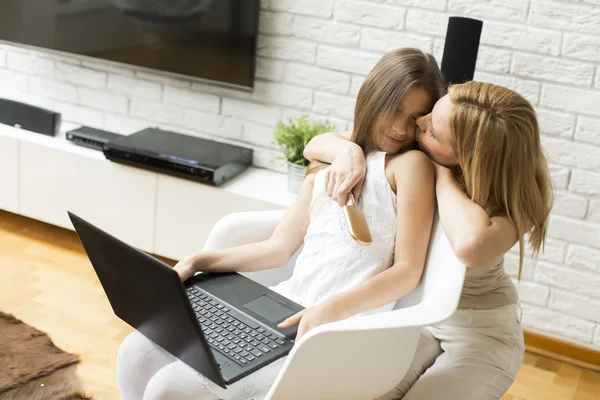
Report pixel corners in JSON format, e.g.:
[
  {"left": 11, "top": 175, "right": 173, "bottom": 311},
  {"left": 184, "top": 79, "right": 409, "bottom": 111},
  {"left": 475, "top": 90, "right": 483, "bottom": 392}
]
[
  {"left": 307, "top": 296, "right": 460, "bottom": 338},
  {"left": 317, "top": 264, "right": 466, "bottom": 334},
  {"left": 266, "top": 286, "right": 465, "bottom": 400},
  {"left": 202, "top": 210, "right": 286, "bottom": 251}
]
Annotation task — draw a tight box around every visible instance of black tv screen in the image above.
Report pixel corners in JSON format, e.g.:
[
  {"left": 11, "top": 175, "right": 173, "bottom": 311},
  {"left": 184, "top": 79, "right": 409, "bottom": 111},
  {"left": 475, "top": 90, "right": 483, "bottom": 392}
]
[{"left": 0, "top": 0, "right": 260, "bottom": 89}]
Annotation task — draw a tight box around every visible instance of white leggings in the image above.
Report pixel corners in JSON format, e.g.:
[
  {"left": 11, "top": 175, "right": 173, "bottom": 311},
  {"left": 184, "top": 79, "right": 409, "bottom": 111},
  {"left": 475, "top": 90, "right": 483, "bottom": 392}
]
[
  {"left": 116, "top": 331, "right": 215, "bottom": 400},
  {"left": 376, "top": 304, "right": 525, "bottom": 400},
  {"left": 116, "top": 331, "right": 285, "bottom": 400},
  {"left": 117, "top": 305, "right": 524, "bottom": 400}
]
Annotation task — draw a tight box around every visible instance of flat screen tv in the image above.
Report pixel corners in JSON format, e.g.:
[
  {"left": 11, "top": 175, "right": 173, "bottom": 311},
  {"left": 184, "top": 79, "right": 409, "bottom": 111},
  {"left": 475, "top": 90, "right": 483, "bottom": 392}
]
[{"left": 0, "top": 0, "right": 260, "bottom": 90}]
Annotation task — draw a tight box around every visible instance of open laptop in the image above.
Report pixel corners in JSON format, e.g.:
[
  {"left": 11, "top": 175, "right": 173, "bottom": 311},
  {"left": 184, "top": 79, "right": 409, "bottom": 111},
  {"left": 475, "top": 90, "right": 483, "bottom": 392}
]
[{"left": 67, "top": 212, "right": 304, "bottom": 388}]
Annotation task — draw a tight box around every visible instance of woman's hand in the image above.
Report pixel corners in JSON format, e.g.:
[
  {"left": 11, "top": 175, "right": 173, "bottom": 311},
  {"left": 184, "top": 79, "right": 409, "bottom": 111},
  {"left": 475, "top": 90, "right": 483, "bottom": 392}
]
[
  {"left": 277, "top": 300, "right": 345, "bottom": 342},
  {"left": 325, "top": 141, "right": 367, "bottom": 206},
  {"left": 173, "top": 254, "right": 201, "bottom": 281}
]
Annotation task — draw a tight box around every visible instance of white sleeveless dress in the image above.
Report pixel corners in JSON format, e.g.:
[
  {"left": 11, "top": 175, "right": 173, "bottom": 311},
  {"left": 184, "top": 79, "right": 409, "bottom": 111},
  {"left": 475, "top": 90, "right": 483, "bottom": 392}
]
[
  {"left": 204, "top": 151, "right": 398, "bottom": 399},
  {"left": 271, "top": 151, "right": 398, "bottom": 312}
]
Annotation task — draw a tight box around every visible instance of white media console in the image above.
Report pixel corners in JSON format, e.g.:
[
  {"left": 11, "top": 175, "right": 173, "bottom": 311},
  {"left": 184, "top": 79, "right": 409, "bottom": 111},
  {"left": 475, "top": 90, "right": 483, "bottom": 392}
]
[{"left": 0, "top": 123, "right": 297, "bottom": 260}]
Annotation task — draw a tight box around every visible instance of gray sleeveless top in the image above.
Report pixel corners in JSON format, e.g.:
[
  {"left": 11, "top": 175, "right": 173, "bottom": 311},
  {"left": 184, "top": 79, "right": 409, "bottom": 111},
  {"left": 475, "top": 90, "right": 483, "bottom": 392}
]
[{"left": 457, "top": 254, "right": 519, "bottom": 309}]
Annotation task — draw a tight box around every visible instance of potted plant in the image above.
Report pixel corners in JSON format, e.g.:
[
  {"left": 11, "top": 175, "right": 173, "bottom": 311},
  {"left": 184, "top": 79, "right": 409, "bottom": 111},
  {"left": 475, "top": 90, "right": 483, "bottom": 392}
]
[{"left": 273, "top": 116, "right": 335, "bottom": 193}]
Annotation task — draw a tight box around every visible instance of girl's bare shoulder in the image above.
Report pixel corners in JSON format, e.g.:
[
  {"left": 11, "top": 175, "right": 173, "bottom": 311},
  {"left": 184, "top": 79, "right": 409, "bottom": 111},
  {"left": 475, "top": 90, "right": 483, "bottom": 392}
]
[{"left": 385, "top": 150, "right": 432, "bottom": 173}]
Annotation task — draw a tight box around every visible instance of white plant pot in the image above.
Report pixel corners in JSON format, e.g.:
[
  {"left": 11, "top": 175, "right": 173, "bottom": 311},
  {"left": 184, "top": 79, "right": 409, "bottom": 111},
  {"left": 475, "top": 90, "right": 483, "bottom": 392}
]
[{"left": 287, "top": 162, "right": 307, "bottom": 193}]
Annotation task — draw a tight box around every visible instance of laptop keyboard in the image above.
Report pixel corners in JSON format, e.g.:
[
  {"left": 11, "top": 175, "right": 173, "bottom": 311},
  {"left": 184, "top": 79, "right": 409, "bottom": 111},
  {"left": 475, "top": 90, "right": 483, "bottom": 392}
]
[{"left": 185, "top": 286, "right": 290, "bottom": 366}]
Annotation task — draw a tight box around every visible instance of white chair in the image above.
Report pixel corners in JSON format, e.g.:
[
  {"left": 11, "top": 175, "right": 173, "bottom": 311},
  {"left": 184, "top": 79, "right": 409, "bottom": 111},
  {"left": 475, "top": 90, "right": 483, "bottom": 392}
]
[{"left": 202, "top": 209, "right": 466, "bottom": 400}]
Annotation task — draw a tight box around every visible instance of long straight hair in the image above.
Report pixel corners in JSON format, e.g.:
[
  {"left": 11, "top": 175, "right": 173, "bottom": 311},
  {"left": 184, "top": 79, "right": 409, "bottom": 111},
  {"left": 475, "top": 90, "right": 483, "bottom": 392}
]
[
  {"left": 306, "top": 48, "right": 445, "bottom": 176},
  {"left": 449, "top": 81, "right": 554, "bottom": 278},
  {"left": 351, "top": 48, "right": 445, "bottom": 153}
]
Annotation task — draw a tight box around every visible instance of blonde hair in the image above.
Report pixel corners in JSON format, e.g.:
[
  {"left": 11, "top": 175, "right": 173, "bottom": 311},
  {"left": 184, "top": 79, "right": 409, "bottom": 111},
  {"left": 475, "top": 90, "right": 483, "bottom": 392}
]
[
  {"left": 449, "top": 81, "right": 553, "bottom": 278},
  {"left": 306, "top": 48, "right": 445, "bottom": 176}
]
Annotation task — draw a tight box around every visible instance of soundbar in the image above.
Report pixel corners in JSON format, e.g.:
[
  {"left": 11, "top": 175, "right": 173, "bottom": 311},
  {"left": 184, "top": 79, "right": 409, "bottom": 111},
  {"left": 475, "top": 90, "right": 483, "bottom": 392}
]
[
  {"left": 0, "top": 98, "right": 61, "bottom": 136},
  {"left": 103, "top": 128, "right": 253, "bottom": 186}
]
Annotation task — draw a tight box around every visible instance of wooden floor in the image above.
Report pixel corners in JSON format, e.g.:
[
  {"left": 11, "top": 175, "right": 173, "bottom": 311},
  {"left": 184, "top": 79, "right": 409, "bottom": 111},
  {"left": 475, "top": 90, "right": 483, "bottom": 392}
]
[{"left": 1, "top": 210, "right": 599, "bottom": 400}]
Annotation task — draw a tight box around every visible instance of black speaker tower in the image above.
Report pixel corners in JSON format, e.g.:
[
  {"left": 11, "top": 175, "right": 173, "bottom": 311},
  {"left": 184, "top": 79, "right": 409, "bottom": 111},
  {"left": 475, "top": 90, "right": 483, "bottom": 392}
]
[{"left": 441, "top": 17, "right": 483, "bottom": 86}]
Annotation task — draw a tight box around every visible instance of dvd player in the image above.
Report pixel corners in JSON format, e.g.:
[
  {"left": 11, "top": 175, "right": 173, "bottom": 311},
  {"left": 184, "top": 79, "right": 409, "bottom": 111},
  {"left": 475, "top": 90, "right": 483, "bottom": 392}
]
[
  {"left": 66, "top": 126, "right": 123, "bottom": 151},
  {"left": 103, "top": 128, "right": 253, "bottom": 186}
]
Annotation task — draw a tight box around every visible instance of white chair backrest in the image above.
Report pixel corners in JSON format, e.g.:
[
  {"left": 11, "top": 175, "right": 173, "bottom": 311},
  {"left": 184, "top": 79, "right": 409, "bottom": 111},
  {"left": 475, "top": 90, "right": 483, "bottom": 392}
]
[{"left": 394, "top": 212, "right": 449, "bottom": 309}]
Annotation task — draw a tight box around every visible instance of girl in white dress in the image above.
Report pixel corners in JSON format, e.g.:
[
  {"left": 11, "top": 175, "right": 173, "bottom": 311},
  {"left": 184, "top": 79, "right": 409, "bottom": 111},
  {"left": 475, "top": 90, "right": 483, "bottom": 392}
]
[{"left": 116, "top": 47, "right": 446, "bottom": 400}]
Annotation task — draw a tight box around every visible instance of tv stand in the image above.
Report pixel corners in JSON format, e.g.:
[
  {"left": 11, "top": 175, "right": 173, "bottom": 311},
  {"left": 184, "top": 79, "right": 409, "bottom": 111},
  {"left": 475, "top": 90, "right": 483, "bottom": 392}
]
[{"left": 0, "top": 123, "right": 296, "bottom": 260}]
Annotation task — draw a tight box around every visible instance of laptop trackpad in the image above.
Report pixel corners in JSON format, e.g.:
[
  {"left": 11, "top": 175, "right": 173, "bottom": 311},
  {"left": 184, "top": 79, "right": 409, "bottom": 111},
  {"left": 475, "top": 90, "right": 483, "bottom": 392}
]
[{"left": 243, "top": 294, "right": 296, "bottom": 323}]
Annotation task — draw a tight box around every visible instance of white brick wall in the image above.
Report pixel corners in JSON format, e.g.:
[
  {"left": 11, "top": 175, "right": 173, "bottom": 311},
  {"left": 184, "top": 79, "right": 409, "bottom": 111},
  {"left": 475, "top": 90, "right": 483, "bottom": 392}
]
[
  {"left": 552, "top": 191, "right": 588, "bottom": 219},
  {"left": 7, "top": 52, "right": 55, "bottom": 78},
  {"left": 537, "top": 238, "right": 567, "bottom": 264},
  {"left": 56, "top": 62, "right": 107, "bottom": 89},
  {"left": 108, "top": 75, "right": 162, "bottom": 101},
  {"left": 569, "top": 170, "right": 600, "bottom": 196},
  {"left": 566, "top": 245, "right": 600, "bottom": 273},
  {"left": 162, "top": 86, "right": 220, "bottom": 114},
  {"left": 576, "top": 117, "right": 600, "bottom": 145},
  {"left": 316, "top": 45, "right": 380, "bottom": 75},
  {"left": 541, "top": 84, "right": 600, "bottom": 116},
  {"left": 334, "top": 1, "right": 406, "bottom": 29},
  {"left": 589, "top": 200, "right": 600, "bottom": 222},
  {"left": 0, "top": 69, "right": 29, "bottom": 92},
  {"left": 516, "top": 281, "right": 549, "bottom": 307},
  {"left": 541, "top": 136, "right": 600, "bottom": 170},
  {"left": 285, "top": 64, "right": 350, "bottom": 94},
  {"left": 1, "top": 0, "right": 599, "bottom": 350},
  {"left": 536, "top": 261, "right": 600, "bottom": 299},
  {"left": 292, "top": 17, "right": 360, "bottom": 47},
  {"left": 475, "top": 71, "right": 541, "bottom": 105},
  {"left": 29, "top": 76, "right": 77, "bottom": 102},
  {"left": 267, "top": 0, "right": 335, "bottom": 18},
  {"left": 448, "top": 0, "right": 528, "bottom": 22},
  {"left": 78, "top": 87, "right": 128, "bottom": 114},
  {"left": 529, "top": 0, "right": 600, "bottom": 36},
  {"left": 512, "top": 53, "right": 595, "bottom": 86},
  {"left": 522, "top": 304, "right": 596, "bottom": 343},
  {"left": 536, "top": 109, "right": 575, "bottom": 139}
]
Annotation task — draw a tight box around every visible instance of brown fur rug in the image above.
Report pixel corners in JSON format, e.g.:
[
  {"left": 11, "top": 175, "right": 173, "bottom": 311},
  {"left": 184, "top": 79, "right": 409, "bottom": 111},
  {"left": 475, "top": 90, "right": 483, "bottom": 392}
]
[{"left": 0, "top": 312, "right": 91, "bottom": 400}]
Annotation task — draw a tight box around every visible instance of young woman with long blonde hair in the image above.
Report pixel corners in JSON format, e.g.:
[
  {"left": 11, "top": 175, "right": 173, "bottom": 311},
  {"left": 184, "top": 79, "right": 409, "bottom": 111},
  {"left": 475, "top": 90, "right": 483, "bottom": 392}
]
[{"left": 304, "top": 81, "right": 554, "bottom": 399}]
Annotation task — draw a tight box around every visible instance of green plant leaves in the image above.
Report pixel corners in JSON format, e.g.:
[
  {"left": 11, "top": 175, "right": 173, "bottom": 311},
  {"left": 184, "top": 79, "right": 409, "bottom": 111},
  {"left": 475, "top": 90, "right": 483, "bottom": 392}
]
[{"left": 273, "top": 116, "right": 335, "bottom": 166}]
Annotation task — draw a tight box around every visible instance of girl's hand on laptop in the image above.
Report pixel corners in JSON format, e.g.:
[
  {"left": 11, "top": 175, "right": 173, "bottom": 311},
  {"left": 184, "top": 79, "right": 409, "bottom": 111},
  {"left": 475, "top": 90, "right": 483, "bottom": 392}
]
[
  {"left": 277, "top": 300, "right": 344, "bottom": 342},
  {"left": 325, "top": 142, "right": 366, "bottom": 207},
  {"left": 174, "top": 254, "right": 200, "bottom": 281}
]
